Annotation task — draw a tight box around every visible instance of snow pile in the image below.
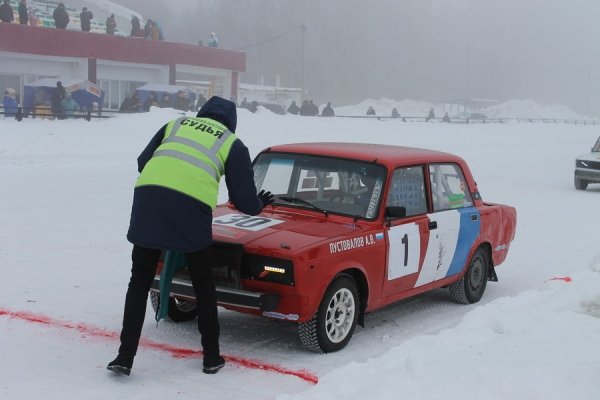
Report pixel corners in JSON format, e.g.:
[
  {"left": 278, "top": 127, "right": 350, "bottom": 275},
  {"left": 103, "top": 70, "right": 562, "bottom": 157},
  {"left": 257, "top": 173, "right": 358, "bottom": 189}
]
[
  {"left": 335, "top": 98, "right": 590, "bottom": 120},
  {"left": 486, "top": 99, "right": 588, "bottom": 120},
  {"left": 280, "top": 262, "right": 600, "bottom": 400}
]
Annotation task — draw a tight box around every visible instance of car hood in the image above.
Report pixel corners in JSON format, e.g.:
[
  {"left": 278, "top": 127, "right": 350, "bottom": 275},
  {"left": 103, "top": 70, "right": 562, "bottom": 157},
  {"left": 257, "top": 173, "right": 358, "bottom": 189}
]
[{"left": 211, "top": 206, "right": 362, "bottom": 252}]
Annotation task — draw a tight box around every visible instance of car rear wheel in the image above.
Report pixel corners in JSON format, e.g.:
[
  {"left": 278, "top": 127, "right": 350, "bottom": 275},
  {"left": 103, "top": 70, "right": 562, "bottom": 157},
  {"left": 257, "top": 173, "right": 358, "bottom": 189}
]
[
  {"left": 299, "top": 274, "right": 359, "bottom": 353},
  {"left": 574, "top": 177, "right": 588, "bottom": 190},
  {"left": 149, "top": 291, "right": 197, "bottom": 322},
  {"left": 449, "top": 248, "right": 489, "bottom": 304}
]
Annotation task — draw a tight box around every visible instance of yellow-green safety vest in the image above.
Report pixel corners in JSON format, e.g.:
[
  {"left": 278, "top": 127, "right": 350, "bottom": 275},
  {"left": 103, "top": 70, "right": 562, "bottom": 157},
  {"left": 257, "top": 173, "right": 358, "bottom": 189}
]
[{"left": 135, "top": 116, "right": 237, "bottom": 209}]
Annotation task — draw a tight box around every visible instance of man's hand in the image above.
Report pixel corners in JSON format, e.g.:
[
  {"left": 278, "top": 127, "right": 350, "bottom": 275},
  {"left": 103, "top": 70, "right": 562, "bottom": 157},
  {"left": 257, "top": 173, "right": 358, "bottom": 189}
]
[{"left": 258, "top": 189, "right": 274, "bottom": 206}]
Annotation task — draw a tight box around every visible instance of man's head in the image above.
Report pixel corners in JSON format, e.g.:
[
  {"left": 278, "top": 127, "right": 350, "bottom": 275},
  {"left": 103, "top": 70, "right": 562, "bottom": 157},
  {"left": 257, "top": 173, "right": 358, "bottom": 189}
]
[{"left": 197, "top": 96, "right": 237, "bottom": 133}]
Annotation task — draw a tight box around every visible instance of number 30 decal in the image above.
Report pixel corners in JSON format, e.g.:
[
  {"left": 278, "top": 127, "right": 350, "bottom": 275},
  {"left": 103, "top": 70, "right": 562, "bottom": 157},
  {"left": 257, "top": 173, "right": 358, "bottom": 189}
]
[{"left": 213, "top": 213, "right": 284, "bottom": 231}]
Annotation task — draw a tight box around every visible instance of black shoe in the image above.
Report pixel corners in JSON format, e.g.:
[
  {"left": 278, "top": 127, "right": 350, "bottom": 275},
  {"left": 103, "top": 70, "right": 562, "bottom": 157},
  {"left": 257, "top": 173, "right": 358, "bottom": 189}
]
[
  {"left": 107, "top": 355, "right": 133, "bottom": 376},
  {"left": 202, "top": 356, "right": 225, "bottom": 374}
]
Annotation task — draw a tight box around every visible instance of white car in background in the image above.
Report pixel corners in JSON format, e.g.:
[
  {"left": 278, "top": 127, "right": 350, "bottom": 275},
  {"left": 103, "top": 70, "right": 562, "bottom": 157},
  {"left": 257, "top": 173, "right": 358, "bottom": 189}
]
[{"left": 574, "top": 136, "right": 600, "bottom": 190}]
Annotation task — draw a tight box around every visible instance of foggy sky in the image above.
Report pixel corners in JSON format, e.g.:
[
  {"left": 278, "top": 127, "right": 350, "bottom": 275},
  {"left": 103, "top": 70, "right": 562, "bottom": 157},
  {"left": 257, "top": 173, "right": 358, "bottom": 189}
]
[{"left": 115, "top": 0, "right": 600, "bottom": 115}]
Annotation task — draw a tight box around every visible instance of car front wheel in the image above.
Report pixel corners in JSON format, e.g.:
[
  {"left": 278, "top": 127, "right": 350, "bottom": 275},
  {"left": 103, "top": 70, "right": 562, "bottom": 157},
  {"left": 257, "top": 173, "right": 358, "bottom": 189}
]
[
  {"left": 574, "top": 177, "right": 588, "bottom": 190},
  {"left": 149, "top": 291, "right": 197, "bottom": 322},
  {"left": 299, "top": 274, "right": 359, "bottom": 353},
  {"left": 449, "top": 247, "right": 489, "bottom": 304}
]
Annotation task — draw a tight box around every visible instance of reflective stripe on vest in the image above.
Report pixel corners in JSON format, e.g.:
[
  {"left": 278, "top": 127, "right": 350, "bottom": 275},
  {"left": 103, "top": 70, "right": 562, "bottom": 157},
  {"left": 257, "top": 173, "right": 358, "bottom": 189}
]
[{"left": 135, "top": 117, "right": 237, "bottom": 208}]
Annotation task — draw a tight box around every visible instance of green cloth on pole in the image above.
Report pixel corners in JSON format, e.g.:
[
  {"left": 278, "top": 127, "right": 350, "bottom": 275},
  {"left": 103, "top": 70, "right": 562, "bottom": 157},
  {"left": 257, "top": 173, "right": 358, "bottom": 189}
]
[{"left": 156, "top": 250, "right": 187, "bottom": 323}]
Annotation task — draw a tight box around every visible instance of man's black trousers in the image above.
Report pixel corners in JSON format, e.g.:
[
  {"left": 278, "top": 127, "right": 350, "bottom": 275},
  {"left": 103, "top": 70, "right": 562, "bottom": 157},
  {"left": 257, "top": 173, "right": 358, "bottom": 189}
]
[{"left": 117, "top": 244, "right": 220, "bottom": 362}]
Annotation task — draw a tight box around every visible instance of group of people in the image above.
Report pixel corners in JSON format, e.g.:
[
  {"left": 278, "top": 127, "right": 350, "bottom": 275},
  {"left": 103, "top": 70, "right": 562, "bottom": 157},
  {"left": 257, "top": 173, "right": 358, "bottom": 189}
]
[
  {"left": 47, "top": 81, "right": 80, "bottom": 119},
  {"left": 0, "top": 0, "right": 166, "bottom": 39},
  {"left": 120, "top": 91, "right": 208, "bottom": 114},
  {"left": 0, "top": 0, "right": 27, "bottom": 24},
  {"left": 286, "top": 100, "right": 335, "bottom": 117}
]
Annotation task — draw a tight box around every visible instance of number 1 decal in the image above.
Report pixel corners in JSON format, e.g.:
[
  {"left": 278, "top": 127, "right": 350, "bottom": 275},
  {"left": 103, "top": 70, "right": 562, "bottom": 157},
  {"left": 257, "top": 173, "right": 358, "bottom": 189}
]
[
  {"left": 213, "top": 213, "right": 284, "bottom": 231},
  {"left": 387, "top": 224, "right": 421, "bottom": 280},
  {"left": 401, "top": 233, "right": 408, "bottom": 267}
]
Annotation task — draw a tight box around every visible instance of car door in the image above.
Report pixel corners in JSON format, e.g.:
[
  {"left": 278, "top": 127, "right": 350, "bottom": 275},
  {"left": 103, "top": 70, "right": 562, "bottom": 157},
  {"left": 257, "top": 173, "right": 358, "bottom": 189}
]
[
  {"left": 382, "top": 166, "right": 431, "bottom": 296},
  {"left": 414, "top": 163, "right": 480, "bottom": 286}
]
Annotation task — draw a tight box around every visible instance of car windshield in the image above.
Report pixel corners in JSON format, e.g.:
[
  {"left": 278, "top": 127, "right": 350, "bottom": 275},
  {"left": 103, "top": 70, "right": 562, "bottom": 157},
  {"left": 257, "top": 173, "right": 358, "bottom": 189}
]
[
  {"left": 593, "top": 137, "right": 600, "bottom": 152},
  {"left": 253, "top": 152, "right": 387, "bottom": 219}
]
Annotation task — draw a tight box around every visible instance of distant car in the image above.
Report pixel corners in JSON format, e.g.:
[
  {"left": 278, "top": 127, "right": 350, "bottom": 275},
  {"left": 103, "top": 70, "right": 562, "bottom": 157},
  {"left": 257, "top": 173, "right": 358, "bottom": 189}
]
[
  {"left": 151, "top": 143, "right": 517, "bottom": 353},
  {"left": 452, "top": 112, "right": 488, "bottom": 121},
  {"left": 574, "top": 136, "right": 600, "bottom": 190}
]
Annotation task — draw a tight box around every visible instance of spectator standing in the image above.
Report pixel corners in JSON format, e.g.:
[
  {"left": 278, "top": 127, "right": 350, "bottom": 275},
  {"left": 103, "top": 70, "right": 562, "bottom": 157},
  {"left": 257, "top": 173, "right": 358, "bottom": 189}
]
[
  {"left": 80, "top": 7, "right": 93, "bottom": 32},
  {"left": 159, "top": 93, "right": 171, "bottom": 108},
  {"left": 287, "top": 100, "right": 299, "bottom": 115},
  {"left": 174, "top": 90, "right": 190, "bottom": 111},
  {"left": 442, "top": 112, "right": 450, "bottom": 122},
  {"left": 142, "top": 92, "right": 158, "bottom": 112},
  {"left": 208, "top": 32, "right": 218, "bottom": 48},
  {"left": 308, "top": 100, "right": 319, "bottom": 116},
  {"left": 130, "top": 15, "right": 140, "bottom": 36},
  {"left": 299, "top": 100, "right": 310, "bottom": 116},
  {"left": 143, "top": 18, "right": 152, "bottom": 38},
  {"left": 195, "top": 93, "right": 207, "bottom": 111},
  {"left": 51, "top": 81, "right": 66, "bottom": 119},
  {"left": 53, "top": 3, "right": 69, "bottom": 29},
  {"left": 391, "top": 107, "right": 400, "bottom": 118},
  {"left": 248, "top": 101, "right": 258, "bottom": 113},
  {"left": 18, "top": 0, "right": 28, "bottom": 25},
  {"left": 106, "top": 96, "right": 272, "bottom": 376},
  {"left": 426, "top": 107, "right": 435, "bottom": 122},
  {"left": 106, "top": 13, "right": 116, "bottom": 35},
  {"left": 0, "top": 0, "right": 14, "bottom": 23},
  {"left": 2, "top": 88, "right": 18, "bottom": 118},
  {"left": 366, "top": 106, "right": 376, "bottom": 116},
  {"left": 61, "top": 93, "right": 79, "bottom": 119},
  {"left": 149, "top": 20, "right": 160, "bottom": 40},
  {"left": 321, "top": 102, "right": 335, "bottom": 117}
]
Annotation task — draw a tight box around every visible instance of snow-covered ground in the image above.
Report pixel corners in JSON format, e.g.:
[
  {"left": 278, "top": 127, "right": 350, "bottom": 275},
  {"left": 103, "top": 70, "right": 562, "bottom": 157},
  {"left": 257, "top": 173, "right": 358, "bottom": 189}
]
[{"left": 1, "top": 103, "right": 599, "bottom": 400}]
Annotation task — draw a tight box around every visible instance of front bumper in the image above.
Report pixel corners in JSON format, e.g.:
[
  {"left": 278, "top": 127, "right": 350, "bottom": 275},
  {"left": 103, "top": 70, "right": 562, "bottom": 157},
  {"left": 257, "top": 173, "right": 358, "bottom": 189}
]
[
  {"left": 574, "top": 167, "right": 600, "bottom": 183},
  {"left": 150, "top": 277, "right": 280, "bottom": 311}
]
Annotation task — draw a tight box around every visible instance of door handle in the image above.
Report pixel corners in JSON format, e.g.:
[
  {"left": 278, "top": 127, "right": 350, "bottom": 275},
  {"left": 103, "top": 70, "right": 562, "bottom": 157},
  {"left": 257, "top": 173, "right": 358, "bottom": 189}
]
[
  {"left": 428, "top": 221, "right": 437, "bottom": 230},
  {"left": 470, "top": 214, "right": 479, "bottom": 221}
]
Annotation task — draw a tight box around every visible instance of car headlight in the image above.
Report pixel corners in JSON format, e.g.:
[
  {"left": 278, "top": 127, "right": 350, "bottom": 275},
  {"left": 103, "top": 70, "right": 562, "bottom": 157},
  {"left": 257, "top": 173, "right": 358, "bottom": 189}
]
[{"left": 242, "top": 254, "right": 294, "bottom": 286}]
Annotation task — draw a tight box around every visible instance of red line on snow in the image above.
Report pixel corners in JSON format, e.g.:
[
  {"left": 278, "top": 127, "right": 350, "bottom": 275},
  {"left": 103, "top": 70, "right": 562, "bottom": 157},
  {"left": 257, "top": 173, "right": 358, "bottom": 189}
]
[
  {"left": 545, "top": 276, "right": 573, "bottom": 283},
  {"left": 0, "top": 308, "right": 318, "bottom": 384}
]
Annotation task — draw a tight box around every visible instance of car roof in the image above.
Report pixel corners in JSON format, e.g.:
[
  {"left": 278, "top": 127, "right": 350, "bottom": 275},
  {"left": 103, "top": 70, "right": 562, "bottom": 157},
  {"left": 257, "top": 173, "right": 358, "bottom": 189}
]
[{"left": 263, "top": 142, "right": 462, "bottom": 166}]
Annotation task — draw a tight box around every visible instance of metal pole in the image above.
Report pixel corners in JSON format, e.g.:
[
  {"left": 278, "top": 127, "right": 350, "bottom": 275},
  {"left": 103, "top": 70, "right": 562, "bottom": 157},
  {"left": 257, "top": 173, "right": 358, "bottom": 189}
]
[{"left": 301, "top": 23, "right": 306, "bottom": 102}]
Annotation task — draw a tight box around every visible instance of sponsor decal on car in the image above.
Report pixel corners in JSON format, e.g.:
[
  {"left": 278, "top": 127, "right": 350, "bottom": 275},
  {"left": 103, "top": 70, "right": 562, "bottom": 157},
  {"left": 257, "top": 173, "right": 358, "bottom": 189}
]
[
  {"left": 262, "top": 311, "right": 299, "bottom": 321},
  {"left": 329, "top": 234, "right": 378, "bottom": 254}
]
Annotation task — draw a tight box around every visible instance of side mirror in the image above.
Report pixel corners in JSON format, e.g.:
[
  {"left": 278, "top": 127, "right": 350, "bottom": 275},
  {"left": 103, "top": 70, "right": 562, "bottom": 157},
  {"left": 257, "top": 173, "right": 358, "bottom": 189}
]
[{"left": 385, "top": 206, "right": 406, "bottom": 219}]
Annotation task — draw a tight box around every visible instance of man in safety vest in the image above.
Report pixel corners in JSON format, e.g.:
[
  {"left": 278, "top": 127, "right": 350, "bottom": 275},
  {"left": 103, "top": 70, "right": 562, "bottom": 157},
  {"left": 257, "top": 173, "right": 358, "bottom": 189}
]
[{"left": 108, "top": 96, "right": 274, "bottom": 376}]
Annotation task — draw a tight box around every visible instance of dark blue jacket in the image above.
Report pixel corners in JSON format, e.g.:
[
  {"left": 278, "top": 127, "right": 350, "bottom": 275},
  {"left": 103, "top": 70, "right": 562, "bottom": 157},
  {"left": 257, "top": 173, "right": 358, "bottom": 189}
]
[
  {"left": 3, "top": 95, "right": 18, "bottom": 118},
  {"left": 127, "top": 96, "right": 265, "bottom": 252}
]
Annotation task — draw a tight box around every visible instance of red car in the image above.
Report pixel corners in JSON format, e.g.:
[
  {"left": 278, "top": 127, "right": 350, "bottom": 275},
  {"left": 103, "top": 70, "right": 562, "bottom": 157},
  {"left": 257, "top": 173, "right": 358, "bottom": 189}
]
[{"left": 150, "top": 142, "right": 517, "bottom": 353}]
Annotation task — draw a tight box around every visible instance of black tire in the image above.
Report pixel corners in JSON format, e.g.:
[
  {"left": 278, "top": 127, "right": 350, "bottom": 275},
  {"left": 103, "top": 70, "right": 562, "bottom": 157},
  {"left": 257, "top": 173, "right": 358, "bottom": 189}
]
[
  {"left": 449, "top": 248, "right": 489, "bottom": 304},
  {"left": 299, "top": 274, "right": 359, "bottom": 353},
  {"left": 574, "top": 177, "right": 588, "bottom": 190},
  {"left": 149, "top": 291, "right": 197, "bottom": 322}
]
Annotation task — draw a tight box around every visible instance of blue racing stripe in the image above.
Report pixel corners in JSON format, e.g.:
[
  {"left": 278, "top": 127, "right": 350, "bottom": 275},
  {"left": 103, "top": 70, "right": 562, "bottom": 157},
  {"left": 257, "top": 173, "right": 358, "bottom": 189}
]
[{"left": 445, "top": 207, "right": 480, "bottom": 277}]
